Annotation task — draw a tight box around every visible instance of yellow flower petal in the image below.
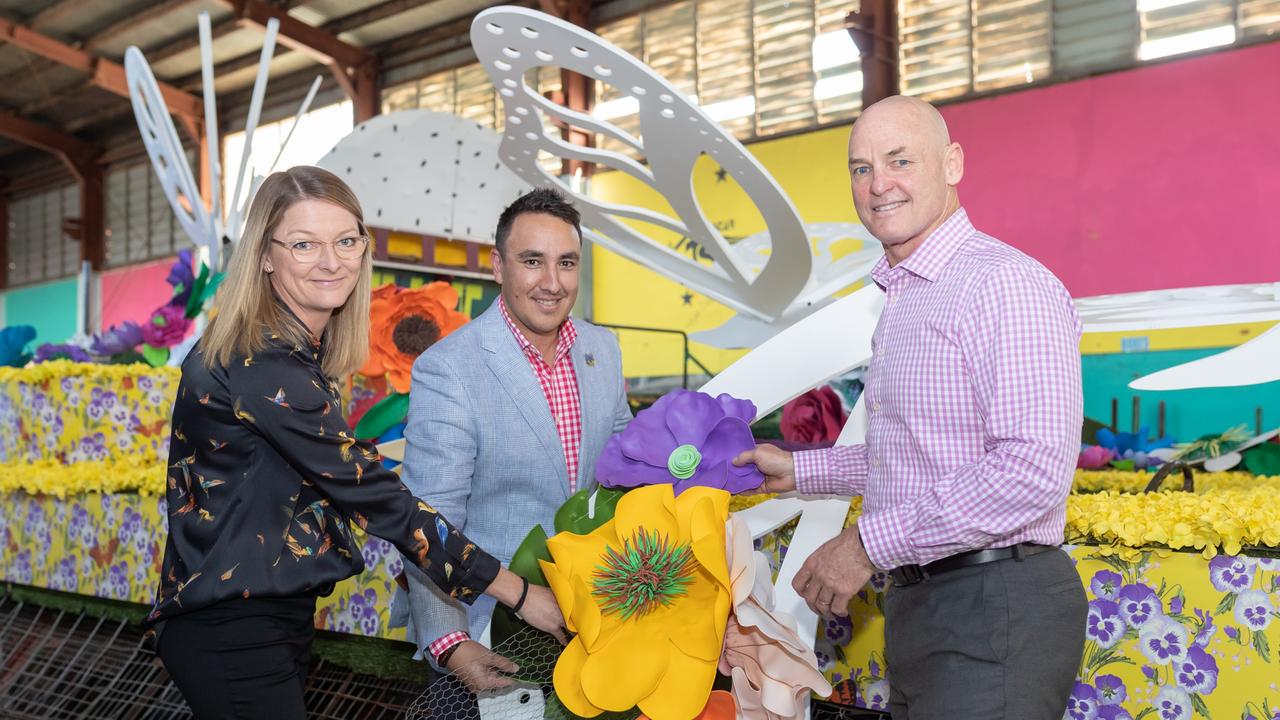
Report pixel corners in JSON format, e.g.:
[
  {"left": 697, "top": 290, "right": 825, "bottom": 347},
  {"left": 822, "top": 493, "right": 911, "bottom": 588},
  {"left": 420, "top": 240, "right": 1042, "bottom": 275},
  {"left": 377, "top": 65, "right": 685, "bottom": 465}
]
[
  {"left": 638, "top": 645, "right": 719, "bottom": 720},
  {"left": 553, "top": 637, "right": 604, "bottom": 718},
  {"left": 612, "top": 482, "right": 679, "bottom": 544},
  {"left": 580, "top": 625, "right": 669, "bottom": 712},
  {"left": 539, "top": 560, "right": 577, "bottom": 635}
]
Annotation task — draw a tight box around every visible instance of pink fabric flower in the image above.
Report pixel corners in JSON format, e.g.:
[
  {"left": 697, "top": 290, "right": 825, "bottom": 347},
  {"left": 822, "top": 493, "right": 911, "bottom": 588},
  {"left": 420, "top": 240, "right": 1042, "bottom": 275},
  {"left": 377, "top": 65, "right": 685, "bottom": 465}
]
[
  {"left": 720, "top": 516, "right": 831, "bottom": 718},
  {"left": 143, "top": 304, "right": 192, "bottom": 348},
  {"left": 1077, "top": 445, "right": 1116, "bottom": 470}
]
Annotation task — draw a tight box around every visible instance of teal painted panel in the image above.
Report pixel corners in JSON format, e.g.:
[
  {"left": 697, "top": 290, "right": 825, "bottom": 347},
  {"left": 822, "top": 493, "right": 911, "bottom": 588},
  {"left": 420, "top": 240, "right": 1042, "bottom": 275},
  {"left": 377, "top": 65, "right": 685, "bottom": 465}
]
[
  {"left": 2, "top": 278, "right": 79, "bottom": 346},
  {"left": 1082, "top": 348, "right": 1280, "bottom": 443}
]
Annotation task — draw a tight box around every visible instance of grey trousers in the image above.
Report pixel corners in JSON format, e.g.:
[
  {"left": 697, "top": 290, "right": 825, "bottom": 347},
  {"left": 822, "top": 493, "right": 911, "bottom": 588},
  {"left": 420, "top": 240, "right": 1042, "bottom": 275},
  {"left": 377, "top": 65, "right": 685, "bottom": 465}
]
[{"left": 883, "top": 547, "right": 1086, "bottom": 720}]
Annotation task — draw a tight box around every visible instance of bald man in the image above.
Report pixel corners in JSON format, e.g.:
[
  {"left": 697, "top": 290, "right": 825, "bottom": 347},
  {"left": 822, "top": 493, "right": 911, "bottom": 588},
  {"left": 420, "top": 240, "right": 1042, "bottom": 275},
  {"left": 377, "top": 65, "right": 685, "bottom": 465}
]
[{"left": 736, "top": 96, "right": 1086, "bottom": 718}]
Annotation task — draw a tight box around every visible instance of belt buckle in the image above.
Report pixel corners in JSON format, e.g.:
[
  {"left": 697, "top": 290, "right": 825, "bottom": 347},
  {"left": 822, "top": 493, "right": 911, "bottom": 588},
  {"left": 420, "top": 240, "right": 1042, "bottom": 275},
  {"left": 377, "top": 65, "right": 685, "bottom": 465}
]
[{"left": 890, "top": 564, "right": 929, "bottom": 587}]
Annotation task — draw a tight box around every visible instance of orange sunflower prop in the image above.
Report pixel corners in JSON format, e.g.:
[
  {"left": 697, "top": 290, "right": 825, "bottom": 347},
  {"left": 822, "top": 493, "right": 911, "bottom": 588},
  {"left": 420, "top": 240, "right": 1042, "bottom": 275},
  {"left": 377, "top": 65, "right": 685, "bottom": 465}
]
[{"left": 361, "top": 282, "right": 468, "bottom": 393}]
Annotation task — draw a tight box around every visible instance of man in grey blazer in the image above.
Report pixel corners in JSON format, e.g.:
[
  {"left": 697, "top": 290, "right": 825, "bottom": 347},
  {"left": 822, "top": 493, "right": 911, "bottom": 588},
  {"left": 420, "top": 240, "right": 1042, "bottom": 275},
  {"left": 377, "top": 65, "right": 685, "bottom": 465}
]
[{"left": 398, "top": 188, "right": 632, "bottom": 692}]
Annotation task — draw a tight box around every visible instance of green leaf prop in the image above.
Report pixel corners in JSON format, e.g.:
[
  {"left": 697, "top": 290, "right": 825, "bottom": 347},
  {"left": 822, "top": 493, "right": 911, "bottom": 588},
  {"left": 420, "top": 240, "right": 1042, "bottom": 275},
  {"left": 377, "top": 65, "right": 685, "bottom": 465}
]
[
  {"left": 490, "top": 525, "right": 554, "bottom": 657},
  {"left": 353, "top": 392, "right": 410, "bottom": 440},
  {"left": 141, "top": 344, "right": 170, "bottom": 367},
  {"left": 184, "top": 262, "right": 211, "bottom": 318},
  {"left": 1243, "top": 443, "right": 1280, "bottom": 476},
  {"left": 554, "top": 485, "right": 626, "bottom": 536}
]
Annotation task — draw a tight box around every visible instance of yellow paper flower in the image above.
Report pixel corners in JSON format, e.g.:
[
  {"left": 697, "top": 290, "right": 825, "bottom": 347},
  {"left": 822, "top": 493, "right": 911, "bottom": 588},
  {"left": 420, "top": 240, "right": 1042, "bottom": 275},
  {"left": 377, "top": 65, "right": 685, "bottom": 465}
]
[{"left": 540, "top": 484, "right": 733, "bottom": 720}]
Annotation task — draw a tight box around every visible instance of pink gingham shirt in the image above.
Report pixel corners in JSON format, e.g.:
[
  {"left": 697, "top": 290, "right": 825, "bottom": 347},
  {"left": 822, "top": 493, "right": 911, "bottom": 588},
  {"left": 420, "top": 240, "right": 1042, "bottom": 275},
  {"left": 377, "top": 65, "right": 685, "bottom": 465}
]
[
  {"left": 429, "top": 298, "right": 584, "bottom": 662},
  {"left": 794, "top": 208, "right": 1082, "bottom": 571}
]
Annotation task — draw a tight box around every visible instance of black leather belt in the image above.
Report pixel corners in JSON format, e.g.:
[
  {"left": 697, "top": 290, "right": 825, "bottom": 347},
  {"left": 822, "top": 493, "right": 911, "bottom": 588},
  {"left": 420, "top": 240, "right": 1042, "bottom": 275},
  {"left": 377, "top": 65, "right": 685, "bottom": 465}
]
[{"left": 889, "top": 543, "right": 1055, "bottom": 587}]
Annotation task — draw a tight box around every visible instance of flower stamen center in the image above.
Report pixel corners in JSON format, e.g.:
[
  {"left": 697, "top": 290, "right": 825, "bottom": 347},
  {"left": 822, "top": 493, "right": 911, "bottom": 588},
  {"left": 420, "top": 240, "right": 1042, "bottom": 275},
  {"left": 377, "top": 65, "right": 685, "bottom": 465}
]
[
  {"left": 667, "top": 444, "right": 702, "bottom": 480},
  {"left": 592, "top": 528, "right": 696, "bottom": 620},
  {"left": 392, "top": 315, "right": 441, "bottom": 357}
]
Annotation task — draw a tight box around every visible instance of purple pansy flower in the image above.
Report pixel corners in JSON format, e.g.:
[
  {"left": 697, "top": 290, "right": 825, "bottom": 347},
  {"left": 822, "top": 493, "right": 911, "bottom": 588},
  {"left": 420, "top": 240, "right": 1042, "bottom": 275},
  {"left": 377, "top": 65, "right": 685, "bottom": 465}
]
[
  {"left": 1154, "top": 685, "right": 1191, "bottom": 720},
  {"left": 1117, "top": 583, "right": 1161, "bottom": 628},
  {"left": 1223, "top": 625, "right": 1239, "bottom": 641},
  {"left": 90, "top": 321, "right": 144, "bottom": 356},
  {"left": 1087, "top": 600, "right": 1126, "bottom": 648},
  {"left": 825, "top": 614, "right": 853, "bottom": 645},
  {"left": 1140, "top": 615, "right": 1189, "bottom": 665},
  {"left": 1141, "top": 665, "right": 1159, "bottom": 682},
  {"left": 1090, "top": 570, "right": 1124, "bottom": 601},
  {"left": 1193, "top": 609, "right": 1217, "bottom": 647},
  {"left": 1174, "top": 645, "right": 1218, "bottom": 694},
  {"left": 1065, "top": 682, "right": 1099, "bottom": 720},
  {"left": 861, "top": 679, "right": 889, "bottom": 712},
  {"left": 1098, "top": 706, "right": 1134, "bottom": 720},
  {"left": 1209, "top": 555, "right": 1255, "bottom": 594},
  {"left": 1168, "top": 594, "right": 1184, "bottom": 615},
  {"left": 1234, "top": 589, "right": 1274, "bottom": 631},
  {"left": 595, "top": 389, "right": 763, "bottom": 494},
  {"left": 1095, "top": 674, "right": 1126, "bottom": 705}
]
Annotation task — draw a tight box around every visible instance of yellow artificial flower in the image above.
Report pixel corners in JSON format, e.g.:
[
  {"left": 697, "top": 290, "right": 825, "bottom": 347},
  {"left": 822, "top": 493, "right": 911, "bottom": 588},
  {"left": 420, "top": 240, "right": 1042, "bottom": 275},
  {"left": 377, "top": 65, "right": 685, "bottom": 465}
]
[
  {"left": 0, "top": 456, "right": 166, "bottom": 496},
  {"left": 0, "top": 359, "right": 180, "bottom": 384},
  {"left": 541, "top": 484, "right": 733, "bottom": 720}
]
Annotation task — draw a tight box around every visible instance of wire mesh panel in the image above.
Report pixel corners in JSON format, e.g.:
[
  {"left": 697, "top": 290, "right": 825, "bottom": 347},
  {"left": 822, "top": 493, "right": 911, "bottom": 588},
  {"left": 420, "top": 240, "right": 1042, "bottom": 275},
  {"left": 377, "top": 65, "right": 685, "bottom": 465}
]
[{"left": 0, "top": 593, "right": 431, "bottom": 719}]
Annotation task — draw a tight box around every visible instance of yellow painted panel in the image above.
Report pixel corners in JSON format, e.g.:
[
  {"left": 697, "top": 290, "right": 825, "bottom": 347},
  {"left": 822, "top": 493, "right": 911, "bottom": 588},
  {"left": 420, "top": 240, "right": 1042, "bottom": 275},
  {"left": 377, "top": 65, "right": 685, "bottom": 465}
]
[{"left": 1081, "top": 321, "right": 1277, "bottom": 355}]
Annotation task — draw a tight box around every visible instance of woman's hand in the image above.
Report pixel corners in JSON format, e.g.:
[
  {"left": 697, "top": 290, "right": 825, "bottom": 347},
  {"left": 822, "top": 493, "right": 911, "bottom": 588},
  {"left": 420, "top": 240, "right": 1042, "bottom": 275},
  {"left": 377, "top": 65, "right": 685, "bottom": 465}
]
[{"left": 487, "top": 568, "right": 568, "bottom": 644}]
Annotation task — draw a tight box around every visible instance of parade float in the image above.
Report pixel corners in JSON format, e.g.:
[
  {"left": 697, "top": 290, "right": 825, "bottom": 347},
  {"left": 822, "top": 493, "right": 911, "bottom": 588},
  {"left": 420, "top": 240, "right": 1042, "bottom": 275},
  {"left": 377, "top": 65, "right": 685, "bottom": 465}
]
[{"left": 3, "top": 5, "right": 1280, "bottom": 720}]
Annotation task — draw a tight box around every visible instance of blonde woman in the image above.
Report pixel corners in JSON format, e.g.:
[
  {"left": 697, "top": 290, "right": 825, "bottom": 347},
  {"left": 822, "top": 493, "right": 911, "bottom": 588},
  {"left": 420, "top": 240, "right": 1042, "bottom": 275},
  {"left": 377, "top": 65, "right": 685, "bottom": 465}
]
[{"left": 147, "top": 166, "right": 564, "bottom": 719}]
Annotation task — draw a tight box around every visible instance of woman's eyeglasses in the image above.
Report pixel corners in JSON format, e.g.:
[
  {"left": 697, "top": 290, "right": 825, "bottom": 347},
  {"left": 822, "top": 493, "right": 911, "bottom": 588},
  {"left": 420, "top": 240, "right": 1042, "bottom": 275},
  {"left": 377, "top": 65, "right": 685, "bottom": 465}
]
[{"left": 270, "top": 235, "right": 369, "bottom": 263}]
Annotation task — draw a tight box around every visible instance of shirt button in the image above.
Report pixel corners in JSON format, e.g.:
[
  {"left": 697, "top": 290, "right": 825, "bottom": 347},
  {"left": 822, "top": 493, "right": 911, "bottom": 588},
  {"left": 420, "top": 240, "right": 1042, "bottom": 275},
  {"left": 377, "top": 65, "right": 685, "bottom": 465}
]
[{"left": 874, "top": 402, "right": 882, "bottom": 411}]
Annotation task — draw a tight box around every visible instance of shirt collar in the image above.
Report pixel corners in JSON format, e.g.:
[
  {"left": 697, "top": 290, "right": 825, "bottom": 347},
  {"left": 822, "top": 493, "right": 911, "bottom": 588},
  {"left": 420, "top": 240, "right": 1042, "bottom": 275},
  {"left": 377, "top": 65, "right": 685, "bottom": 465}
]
[
  {"left": 498, "top": 296, "right": 577, "bottom": 364},
  {"left": 869, "top": 207, "right": 974, "bottom": 288}
]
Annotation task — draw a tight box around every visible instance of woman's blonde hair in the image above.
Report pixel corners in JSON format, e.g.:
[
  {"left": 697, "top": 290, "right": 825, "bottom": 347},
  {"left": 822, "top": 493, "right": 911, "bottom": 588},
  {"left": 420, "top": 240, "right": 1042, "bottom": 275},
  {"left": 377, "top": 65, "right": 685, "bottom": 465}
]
[{"left": 200, "top": 166, "right": 371, "bottom": 378}]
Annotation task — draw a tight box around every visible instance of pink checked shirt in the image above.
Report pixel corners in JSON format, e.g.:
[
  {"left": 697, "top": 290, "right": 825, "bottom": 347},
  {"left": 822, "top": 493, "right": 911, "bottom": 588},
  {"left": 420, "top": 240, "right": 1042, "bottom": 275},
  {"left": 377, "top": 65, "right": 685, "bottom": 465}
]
[
  {"left": 498, "top": 297, "right": 584, "bottom": 493},
  {"left": 794, "top": 208, "right": 1082, "bottom": 571},
  {"left": 429, "top": 298, "right": 585, "bottom": 662}
]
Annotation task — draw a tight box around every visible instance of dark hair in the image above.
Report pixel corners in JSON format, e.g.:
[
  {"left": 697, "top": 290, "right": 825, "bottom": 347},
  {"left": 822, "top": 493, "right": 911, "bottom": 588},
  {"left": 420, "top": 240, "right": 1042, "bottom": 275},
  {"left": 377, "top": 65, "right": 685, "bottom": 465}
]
[{"left": 494, "top": 187, "right": 582, "bottom": 254}]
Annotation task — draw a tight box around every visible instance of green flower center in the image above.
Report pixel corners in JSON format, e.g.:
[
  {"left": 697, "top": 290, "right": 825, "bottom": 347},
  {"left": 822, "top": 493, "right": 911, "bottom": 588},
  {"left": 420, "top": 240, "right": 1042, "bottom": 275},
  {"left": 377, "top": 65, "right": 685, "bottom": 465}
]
[
  {"left": 667, "top": 444, "right": 702, "bottom": 480},
  {"left": 592, "top": 528, "right": 697, "bottom": 620}
]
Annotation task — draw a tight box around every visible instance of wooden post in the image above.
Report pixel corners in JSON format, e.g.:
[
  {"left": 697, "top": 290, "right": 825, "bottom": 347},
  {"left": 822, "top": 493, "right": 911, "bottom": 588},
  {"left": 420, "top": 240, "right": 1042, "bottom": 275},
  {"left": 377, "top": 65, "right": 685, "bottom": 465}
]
[
  {"left": 847, "top": 0, "right": 900, "bottom": 110},
  {"left": 1158, "top": 400, "right": 1166, "bottom": 439}
]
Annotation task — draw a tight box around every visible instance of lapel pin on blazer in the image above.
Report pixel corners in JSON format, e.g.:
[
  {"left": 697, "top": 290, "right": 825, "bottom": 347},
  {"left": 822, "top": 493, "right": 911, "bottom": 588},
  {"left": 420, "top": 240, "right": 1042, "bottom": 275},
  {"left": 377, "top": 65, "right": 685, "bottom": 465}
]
[{"left": 585, "top": 353, "right": 596, "bottom": 367}]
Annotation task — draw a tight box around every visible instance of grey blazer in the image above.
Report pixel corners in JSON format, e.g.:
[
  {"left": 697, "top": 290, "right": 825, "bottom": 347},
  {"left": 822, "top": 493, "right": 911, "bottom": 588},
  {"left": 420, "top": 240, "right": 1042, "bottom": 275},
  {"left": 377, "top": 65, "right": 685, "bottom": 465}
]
[{"left": 395, "top": 303, "right": 632, "bottom": 663}]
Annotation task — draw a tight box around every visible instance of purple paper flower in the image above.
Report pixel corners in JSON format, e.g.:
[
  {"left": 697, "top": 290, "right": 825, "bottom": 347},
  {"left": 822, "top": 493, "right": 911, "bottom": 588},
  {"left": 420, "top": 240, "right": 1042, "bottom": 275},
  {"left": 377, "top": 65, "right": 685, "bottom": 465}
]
[
  {"left": 1087, "top": 600, "right": 1127, "bottom": 648},
  {"left": 1117, "top": 583, "right": 1161, "bottom": 628},
  {"left": 1090, "top": 570, "right": 1124, "bottom": 601},
  {"left": 1234, "top": 589, "right": 1274, "bottom": 631},
  {"left": 1174, "top": 645, "right": 1218, "bottom": 694},
  {"left": 34, "top": 342, "right": 90, "bottom": 363},
  {"left": 1140, "top": 615, "right": 1189, "bottom": 665},
  {"left": 1095, "top": 674, "right": 1126, "bottom": 705},
  {"left": 1208, "top": 555, "right": 1255, "bottom": 593},
  {"left": 90, "top": 321, "right": 144, "bottom": 356},
  {"left": 1154, "top": 685, "right": 1191, "bottom": 720},
  {"left": 1077, "top": 445, "right": 1115, "bottom": 470},
  {"left": 143, "top": 304, "right": 191, "bottom": 349},
  {"left": 1065, "top": 682, "right": 1099, "bottom": 720},
  {"left": 595, "top": 389, "right": 763, "bottom": 494},
  {"left": 1098, "top": 706, "right": 1134, "bottom": 720}
]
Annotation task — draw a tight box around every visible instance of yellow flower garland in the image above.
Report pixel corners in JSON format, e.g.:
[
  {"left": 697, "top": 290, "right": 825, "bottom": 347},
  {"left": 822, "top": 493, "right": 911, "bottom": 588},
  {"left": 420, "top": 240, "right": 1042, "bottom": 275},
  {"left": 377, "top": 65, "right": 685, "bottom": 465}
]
[
  {"left": 0, "top": 359, "right": 181, "bottom": 384},
  {"left": 0, "top": 455, "right": 167, "bottom": 497},
  {"left": 728, "top": 471, "right": 1280, "bottom": 557}
]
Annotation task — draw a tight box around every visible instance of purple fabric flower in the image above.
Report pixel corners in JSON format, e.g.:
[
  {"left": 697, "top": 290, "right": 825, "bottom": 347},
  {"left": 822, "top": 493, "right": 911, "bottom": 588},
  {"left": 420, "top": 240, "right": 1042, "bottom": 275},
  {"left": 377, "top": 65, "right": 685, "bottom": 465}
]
[
  {"left": 1154, "top": 685, "right": 1191, "bottom": 720},
  {"left": 1095, "top": 674, "right": 1126, "bottom": 705},
  {"left": 1090, "top": 570, "right": 1124, "bottom": 601},
  {"left": 1065, "top": 682, "right": 1099, "bottom": 720},
  {"left": 167, "top": 249, "right": 195, "bottom": 307},
  {"left": 143, "top": 304, "right": 191, "bottom": 349},
  {"left": 90, "top": 321, "right": 144, "bottom": 356},
  {"left": 1087, "top": 600, "right": 1126, "bottom": 648},
  {"left": 595, "top": 389, "right": 763, "bottom": 494},
  {"left": 1098, "top": 706, "right": 1134, "bottom": 720},
  {"left": 824, "top": 614, "right": 853, "bottom": 645},
  {"left": 34, "top": 343, "right": 90, "bottom": 363},
  {"left": 1234, "top": 589, "right": 1274, "bottom": 631},
  {"left": 1208, "top": 555, "right": 1255, "bottom": 593},
  {"left": 1175, "top": 645, "right": 1218, "bottom": 694},
  {"left": 1117, "top": 583, "right": 1161, "bottom": 628},
  {"left": 1140, "top": 615, "right": 1189, "bottom": 665},
  {"left": 1077, "top": 445, "right": 1115, "bottom": 470}
]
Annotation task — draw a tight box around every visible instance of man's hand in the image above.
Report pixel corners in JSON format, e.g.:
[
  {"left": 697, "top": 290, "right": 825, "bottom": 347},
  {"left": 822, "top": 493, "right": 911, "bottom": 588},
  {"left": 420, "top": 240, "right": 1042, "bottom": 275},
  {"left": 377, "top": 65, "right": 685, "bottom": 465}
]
[
  {"left": 444, "top": 640, "right": 519, "bottom": 693},
  {"left": 733, "top": 444, "right": 797, "bottom": 494},
  {"left": 516, "top": 584, "right": 569, "bottom": 644},
  {"left": 792, "top": 524, "right": 876, "bottom": 617}
]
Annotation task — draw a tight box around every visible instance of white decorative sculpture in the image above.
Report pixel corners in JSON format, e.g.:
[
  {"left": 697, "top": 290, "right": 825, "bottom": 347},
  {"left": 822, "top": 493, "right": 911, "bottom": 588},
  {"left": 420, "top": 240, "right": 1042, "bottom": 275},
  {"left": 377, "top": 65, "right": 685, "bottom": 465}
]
[
  {"left": 315, "top": 111, "right": 530, "bottom": 244},
  {"left": 471, "top": 6, "right": 884, "bottom": 347},
  {"left": 126, "top": 12, "right": 321, "bottom": 269}
]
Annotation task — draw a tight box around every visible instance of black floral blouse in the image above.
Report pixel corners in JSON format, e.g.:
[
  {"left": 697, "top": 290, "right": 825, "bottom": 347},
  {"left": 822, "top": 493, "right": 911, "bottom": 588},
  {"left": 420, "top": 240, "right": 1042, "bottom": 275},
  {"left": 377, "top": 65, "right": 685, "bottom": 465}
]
[{"left": 147, "top": 320, "right": 498, "bottom": 623}]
